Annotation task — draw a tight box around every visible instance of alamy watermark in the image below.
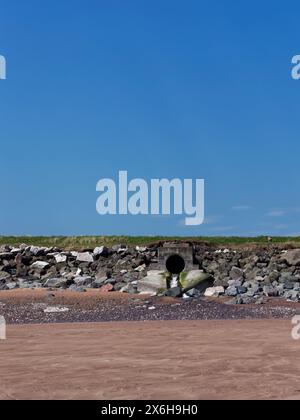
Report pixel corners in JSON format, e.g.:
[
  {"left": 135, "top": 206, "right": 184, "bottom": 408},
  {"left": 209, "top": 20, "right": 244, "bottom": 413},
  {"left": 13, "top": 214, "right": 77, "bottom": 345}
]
[
  {"left": 291, "top": 315, "right": 300, "bottom": 340},
  {"left": 291, "top": 55, "right": 300, "bottom": 80},
  {"left": 0, "top": 316, "right": 6, "bottom": 340},
  {"left": 96, "top": 171, "right": 204, "bottom": 226},
  {"left": 0, "top": 55, "right": 6, "bottom": 80}
]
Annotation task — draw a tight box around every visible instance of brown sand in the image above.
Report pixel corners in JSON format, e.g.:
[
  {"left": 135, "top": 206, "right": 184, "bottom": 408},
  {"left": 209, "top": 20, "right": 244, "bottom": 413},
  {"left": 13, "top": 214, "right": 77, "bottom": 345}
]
[{"left": 0, "top": 319, "right": 299, "bottom": 400}]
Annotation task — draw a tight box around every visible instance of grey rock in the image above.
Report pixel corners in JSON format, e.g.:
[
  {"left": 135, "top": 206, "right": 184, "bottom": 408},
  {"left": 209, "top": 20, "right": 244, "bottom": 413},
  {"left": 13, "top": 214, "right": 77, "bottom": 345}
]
[
  {"left": 137, "top": 270, "right": 167, "bottom": 295},
  {"left": 225, "top": 286, "right": 238, "bottom": 297},
  {"left": 5, "top": 282, "right": 18, "bottom": 290},
  {"left": 30, "top": 246, "right": 46, "bottom": 256},
  {"left": 263, "top": 285, "right": 278, "bottom": 297},
  {"left": 165, "top": 287, "right": 182, "bottom": 297},
  {"left": 255, "top": 296, "right": 265, "bottom": 305},
  {"left": 31, "top": 261, "right": 49, "bottom": 270},
  {"left": 284, "top": 249, "right": 300, "bottom": 266},
  {"left": 229, "top": 266, "right": 244, "bottom": 280},
  {"left": 93, "top": 246, "right": 109, "bottom": 257},
  {"left": 73, "top": 276, "right": 93, "bottom": 286},
  {"left": 204, "top": 286, "right": 225, "bottom": 297},
  {"left": 228, "top": 279, "right": 242, "bottom": 287},
  {"left": 237, "top": 286, "right": 247, "bottom": 294},
  {"left": 0, "top": 271, "right": 11, "bottom": 281},
  {"left": 44, "top": 278, "right": 69, "bottom": 288},
  {"left": 54, "top": 254, "right": 67, "bottom": 263},
  {"left": 76, "top": 252, "right": 94, "bottom": 263}
]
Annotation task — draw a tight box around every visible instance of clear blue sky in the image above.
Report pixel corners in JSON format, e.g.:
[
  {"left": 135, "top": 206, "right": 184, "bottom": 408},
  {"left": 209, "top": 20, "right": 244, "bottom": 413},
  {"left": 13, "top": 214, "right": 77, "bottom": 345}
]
[{"left": 1, "top": 0, "right": 300, "bottom": 236}]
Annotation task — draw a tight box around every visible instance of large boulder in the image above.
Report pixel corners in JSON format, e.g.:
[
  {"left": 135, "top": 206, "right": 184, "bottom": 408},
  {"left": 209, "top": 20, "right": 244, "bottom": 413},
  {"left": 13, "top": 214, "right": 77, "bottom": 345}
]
[
  {"left": 284, "top": 249, "right": 300, "bottom": 266},
  {"left": 179, "top": 270, "right": 213, "bottom": 293},
  {"left": 137, "top": 270, "right": 168, "bottom": 295}
]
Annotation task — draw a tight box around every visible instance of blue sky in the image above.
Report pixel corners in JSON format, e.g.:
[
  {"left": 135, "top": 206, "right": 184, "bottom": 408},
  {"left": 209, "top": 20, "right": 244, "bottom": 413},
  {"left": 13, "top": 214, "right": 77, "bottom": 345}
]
[{"left": 0, "top": 0, "right": 300, "bottom": 236}]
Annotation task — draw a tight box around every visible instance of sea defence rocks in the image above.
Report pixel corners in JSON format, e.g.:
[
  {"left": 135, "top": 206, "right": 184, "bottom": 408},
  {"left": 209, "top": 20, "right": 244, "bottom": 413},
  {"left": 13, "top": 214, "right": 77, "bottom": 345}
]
[
  {"left": 137, "top": 270, "right": 168, "bottom": 295},
  {"left": 179, "top": 270, "right": 213, "bottom": 293},
  {"left": 1, "top": 242, "right": 300, "bottom": 303}
]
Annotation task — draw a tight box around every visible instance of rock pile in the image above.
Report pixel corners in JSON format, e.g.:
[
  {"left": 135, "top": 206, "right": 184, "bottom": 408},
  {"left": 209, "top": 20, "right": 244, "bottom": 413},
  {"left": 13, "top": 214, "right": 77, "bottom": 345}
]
[{"left": 1, "top": 243, "right": 300, "bottom": 304}]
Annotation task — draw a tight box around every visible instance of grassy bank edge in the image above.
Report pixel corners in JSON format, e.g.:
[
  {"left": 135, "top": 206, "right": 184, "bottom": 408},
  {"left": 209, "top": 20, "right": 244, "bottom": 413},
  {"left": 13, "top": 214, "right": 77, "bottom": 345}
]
[{"left": 1, "top": 235, "right": 300, "bottom": 250}]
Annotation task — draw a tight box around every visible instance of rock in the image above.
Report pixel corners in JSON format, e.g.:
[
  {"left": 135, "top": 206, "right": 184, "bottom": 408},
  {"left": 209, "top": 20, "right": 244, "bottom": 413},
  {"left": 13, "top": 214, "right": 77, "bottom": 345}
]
[
  {"left": 265, "top": 271, "right": 280, "bottom": 283},
  {"left": 185, "top": 288, "right": 202, "bottom": 298},
  {"left": 246, "top": 286, "right": 260, "bottom": 297},
  {"left": 148, "top": 306, "right": 156, "bottom": 310},
  {"left": 240, "top": 295, "right": 254, "bottom": 304},
  {"left": 137, "top": 270, "right": 168, "bottom": 295},
  {"left": 165, "top": 287, "right": 182, "bottom": 297},
  {"left": 43, "top": 306, "right": 69, "bottom": 313},
  {"left": 31, "top": 261, "right": 49, "bottom": 270},
  {"left": 0, "top": 271, "right": 11, "bottom": 281},
  {"left": 5, "top": 282, "right": 17, "bottom": 290},
  {"left": 225, "top": 296, "right": 243, "bottom": 305},
  {"left": 237, "top": 286, "right": 247, "bottom": 294},
  {"left": 229, "top": 266, "right": 244, "bottom": 280},
  {"left": 255, "top": 296, "right": 265, "bottom": 305},
  {"left": 279, "top": 272, "right": 296, "bottom": 284},
  {"left": 30, "top": 246, "right": 46, "bottom": 256},
  {"left": 76, "top": 252, "right": 94, "bottom": 263},
  {"left": 225, "top": 286, "right": 238, "bottom": 297},
  {"left": 284, "top": 249, "right": 300, "bottom": 266},
  {"left": 179, "top": 270, "right": 213, "bottom": 293},
  {"left": 93, "top": 246, "right": 109, "bottom": 257},
  {"left": 204, "top": 286, "right": 225, "bottom": 297},
  {"left": 119, "top": 283, "right": 137, "bottom": 294},
  {"left": 99, "top": 284, "right": 114, "bottom": 293},
  {"left": 54, "top": 254, "right": 67, "bottom": 263},
  {"left": 44, "top": 278, "right": 68, "bottom": 288},
  {"left": 136, "top": 246, "right": 148, "bottom": 252},
  {"left": 283, "top": 282, "right": 295, "bottom": 290},
  {"left": 263, "top": 285, "right": 278, "bottom": 297},
  {"left": 73, "top": 276, "right": 93, "bottom": 286},
  {"left": 134, "top": 264, "right": 146, "bottom": 272},
  {"left": 228, "top": 279, "right": 242, "bottom": 287}
]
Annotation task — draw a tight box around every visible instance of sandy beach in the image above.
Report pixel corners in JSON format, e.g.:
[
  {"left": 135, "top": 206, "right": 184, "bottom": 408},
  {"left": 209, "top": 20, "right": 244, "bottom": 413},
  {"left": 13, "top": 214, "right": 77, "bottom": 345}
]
[{"left": 0, "top": 319, "right": 299, "bottom": 400}]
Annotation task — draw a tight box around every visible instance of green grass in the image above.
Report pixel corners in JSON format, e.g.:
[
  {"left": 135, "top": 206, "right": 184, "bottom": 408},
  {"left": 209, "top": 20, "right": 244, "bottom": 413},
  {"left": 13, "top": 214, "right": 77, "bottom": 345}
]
[{"left": 1, "top": 235, "right": 300, "bottom": 250}]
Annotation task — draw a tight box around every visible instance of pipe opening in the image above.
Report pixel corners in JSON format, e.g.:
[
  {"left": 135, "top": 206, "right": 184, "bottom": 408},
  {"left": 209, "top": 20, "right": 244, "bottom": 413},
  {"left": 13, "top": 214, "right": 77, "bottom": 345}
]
[{"left": 166, "top": 254, "right": 185, "bottom": 274}]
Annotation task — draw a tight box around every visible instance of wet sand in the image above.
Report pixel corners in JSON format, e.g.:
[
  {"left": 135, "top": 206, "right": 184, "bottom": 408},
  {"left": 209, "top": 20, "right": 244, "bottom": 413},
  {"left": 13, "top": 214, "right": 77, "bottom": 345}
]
[{"left": 0, "top": 319, "right": 299, "bottom": 400}]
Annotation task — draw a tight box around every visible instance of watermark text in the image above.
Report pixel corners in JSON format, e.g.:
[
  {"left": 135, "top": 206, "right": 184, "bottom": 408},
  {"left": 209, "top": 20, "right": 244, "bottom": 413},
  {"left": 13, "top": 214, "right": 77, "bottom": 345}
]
[
  {"left": 0, "top": 55, "right": 6, "bottom": 80},
  {"left": 96, "top": 171, "right": 204, "bottom": 226}
]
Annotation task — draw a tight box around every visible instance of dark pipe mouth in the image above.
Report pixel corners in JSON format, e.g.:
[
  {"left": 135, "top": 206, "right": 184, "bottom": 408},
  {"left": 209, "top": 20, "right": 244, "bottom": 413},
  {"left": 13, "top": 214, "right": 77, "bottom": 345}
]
[{"left": 166, "top": 254, "right": 185, "bottom": 274}]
